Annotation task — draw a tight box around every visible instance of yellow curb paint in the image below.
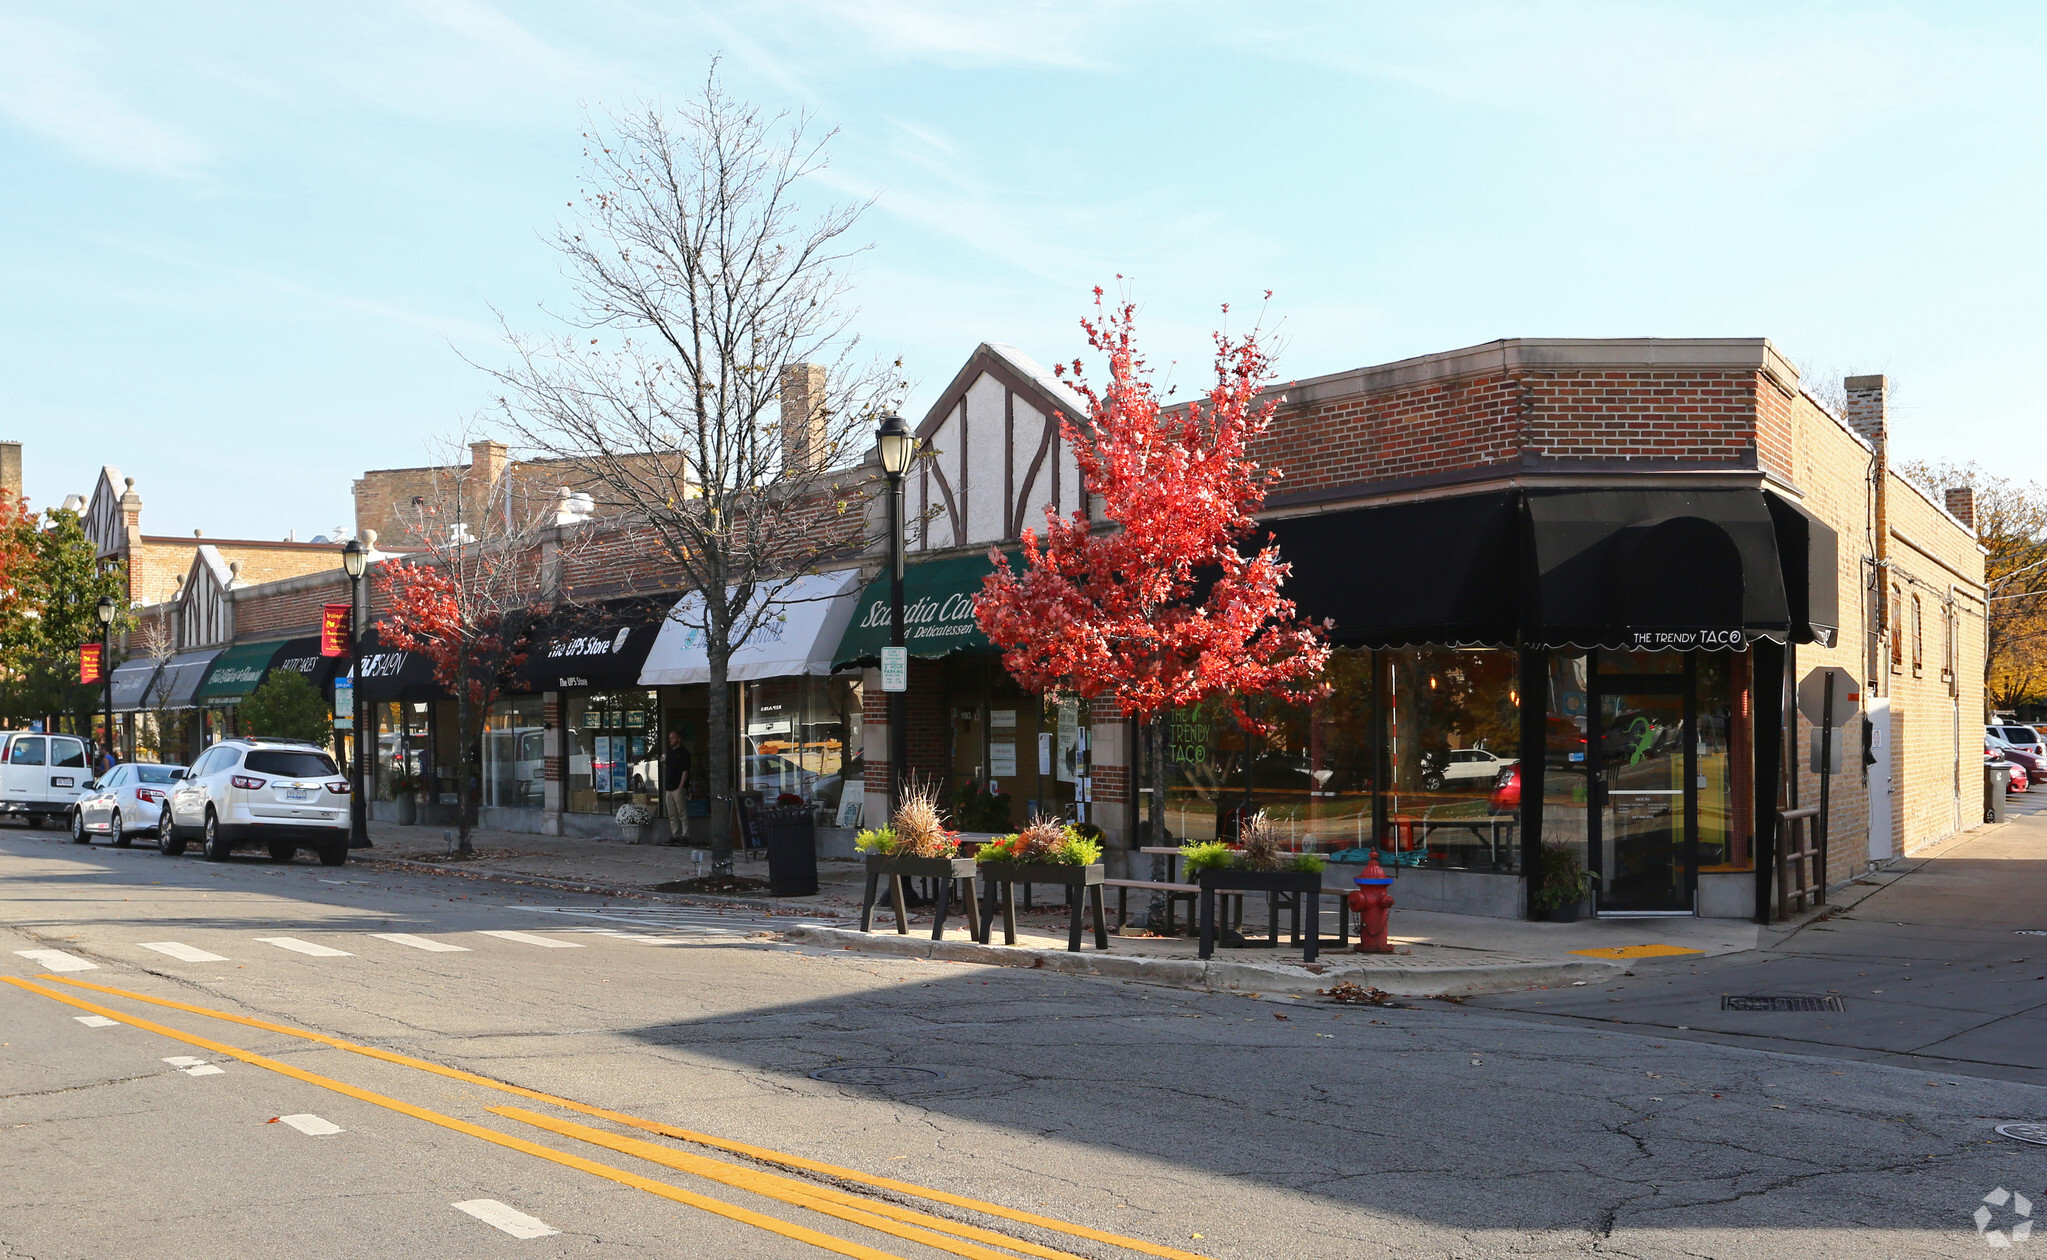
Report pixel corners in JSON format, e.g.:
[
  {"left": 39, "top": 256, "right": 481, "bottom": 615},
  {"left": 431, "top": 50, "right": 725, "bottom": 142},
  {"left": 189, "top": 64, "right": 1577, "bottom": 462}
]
[
  {"left": 2, "top": 977, "right": 901, "bottom": 1260},
  {"left": 43, "top": 973, "right": 1213, "bottom": 1260},
  {"left": 1567, "top": 945, "right": 1706, "bottom": 959},
  {"left": 495, "top": 1106, "right": 1089, "bottom": 1260}
]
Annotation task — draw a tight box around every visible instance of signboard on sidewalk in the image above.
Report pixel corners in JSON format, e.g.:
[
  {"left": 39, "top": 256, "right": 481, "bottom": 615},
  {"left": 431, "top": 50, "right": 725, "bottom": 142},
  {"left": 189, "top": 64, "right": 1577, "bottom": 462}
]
[{"left": 880, "top": 646, "right": 907, "bottom": 692}]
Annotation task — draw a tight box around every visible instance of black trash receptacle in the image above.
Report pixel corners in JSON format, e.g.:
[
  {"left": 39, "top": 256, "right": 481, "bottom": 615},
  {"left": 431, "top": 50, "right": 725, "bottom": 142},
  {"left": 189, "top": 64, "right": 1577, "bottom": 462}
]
[
  {"left": 1987, "top": 763, "right": 2012, "bottom": 824},
  {"left": 758, "top": 804, "right": 820, "bottom": 897}
]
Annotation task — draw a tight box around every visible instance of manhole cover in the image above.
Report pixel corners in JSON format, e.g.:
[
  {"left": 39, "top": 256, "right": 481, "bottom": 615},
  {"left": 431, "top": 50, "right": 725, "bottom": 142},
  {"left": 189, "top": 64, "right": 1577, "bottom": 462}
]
[
  {"left": 809, "top": 1065, "right": 947, "bottom": 1086},
  {"left": 1998, "top": 1124, "right": 2047, "bottom": 1146},
  {"left": 1721, "top": 995, "right": 1845, "bottom": 1013}
]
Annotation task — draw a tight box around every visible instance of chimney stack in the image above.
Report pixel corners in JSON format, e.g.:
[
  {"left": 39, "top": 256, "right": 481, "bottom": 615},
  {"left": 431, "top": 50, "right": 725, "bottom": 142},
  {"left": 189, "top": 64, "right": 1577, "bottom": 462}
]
[
  {"left": 469, "top": 439, "right": 509, "bottom": 484},
  {"left": 1946, "top": 487, "right": 1976, "bottom": 531},
  {"left": 1847, "top": 375, "right": 1892, "bottom": 692},
  {"left": 779, "top": 363, "right": 829, "bottom": 475},
  {"left": 1844, "top": 374, "right": 1887, "bottom": 445},
  {"left": 0, "top": 441, "right": 20, "bottom": 505}
]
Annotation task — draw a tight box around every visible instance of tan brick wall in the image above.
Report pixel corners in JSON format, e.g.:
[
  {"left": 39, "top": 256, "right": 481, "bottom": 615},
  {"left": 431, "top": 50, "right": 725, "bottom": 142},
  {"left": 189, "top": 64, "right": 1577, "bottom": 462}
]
[{"left": 354, "top": 451, "right": 688, "bottom": 552}]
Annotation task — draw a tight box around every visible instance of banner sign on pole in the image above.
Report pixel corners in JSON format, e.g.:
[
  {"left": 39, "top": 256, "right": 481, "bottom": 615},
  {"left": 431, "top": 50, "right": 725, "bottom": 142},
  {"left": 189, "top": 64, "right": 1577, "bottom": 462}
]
[
  {"left": 79, "top": 643, "right": 103, "bottom": 685},
  {"left": 880, "top": 645, "right": 907, "bottom": 693},
  {"left": 321, "top": 603, "right": 353, "bottom": 657}
]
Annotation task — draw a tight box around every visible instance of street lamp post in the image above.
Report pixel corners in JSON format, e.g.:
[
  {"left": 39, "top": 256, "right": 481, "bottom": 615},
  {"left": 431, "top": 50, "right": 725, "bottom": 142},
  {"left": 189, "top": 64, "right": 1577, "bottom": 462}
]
[
  {"left": 94, "top": 596, "right": 115, "bottom": 769},
  {"left": 875, "top": 414, "right": 915, "bottom": 817},
  {"left": 341, "top": 539, "right": 370, "bottom": 849}
]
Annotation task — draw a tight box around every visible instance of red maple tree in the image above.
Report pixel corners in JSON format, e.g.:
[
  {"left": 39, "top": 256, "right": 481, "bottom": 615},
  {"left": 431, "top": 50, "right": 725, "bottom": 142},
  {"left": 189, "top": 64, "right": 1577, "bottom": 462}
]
[{"left": 975, "top": 291, "right": 1329, "bottom": 862}]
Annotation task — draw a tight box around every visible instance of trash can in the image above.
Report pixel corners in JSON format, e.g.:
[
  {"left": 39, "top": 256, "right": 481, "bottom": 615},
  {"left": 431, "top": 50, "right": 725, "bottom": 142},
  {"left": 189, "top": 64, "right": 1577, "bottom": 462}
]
[
  {"left": 757, "top": 804, "right": 820, "bottom": 897},
  {"left": 1987, "top": 763, "right": 2011, "bottom": 823}
]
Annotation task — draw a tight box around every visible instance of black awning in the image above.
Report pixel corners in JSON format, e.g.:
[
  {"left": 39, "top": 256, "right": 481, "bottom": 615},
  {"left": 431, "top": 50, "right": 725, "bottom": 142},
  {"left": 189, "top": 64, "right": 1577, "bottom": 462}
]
[
  {"left": 260, "top": 636, "right": 344, "bottom": 696},
  {"left": 350, "top": 627, "right": 444, "bottom": 703},
  {"left": 1764, "top": 491, "right": 1842, "bottom": 647},
  {"left": 1263, "top": 491, "right": 1522, "bottom": 649},
  {"left": 1522, "top": 489, "right": 1791, "bottom": 651},
  {"left": 507, "top": 598, "right": 667, "bottom": 693}
]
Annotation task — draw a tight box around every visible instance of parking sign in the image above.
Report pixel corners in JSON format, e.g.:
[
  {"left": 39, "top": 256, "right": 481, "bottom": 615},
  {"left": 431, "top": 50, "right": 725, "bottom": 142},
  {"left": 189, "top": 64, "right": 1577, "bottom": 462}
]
[{"left": 880, "top": 646, "right": 907, "bottom": 692}]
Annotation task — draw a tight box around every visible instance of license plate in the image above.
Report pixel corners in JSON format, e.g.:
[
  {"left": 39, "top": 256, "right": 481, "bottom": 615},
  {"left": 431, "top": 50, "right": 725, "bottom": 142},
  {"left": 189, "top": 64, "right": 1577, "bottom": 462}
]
[
  {"left": 283, "top": 788, "right": 312, "bottom": 802},
  {"left": 52, "top": 777, "right": 73, "bottom": 788}
]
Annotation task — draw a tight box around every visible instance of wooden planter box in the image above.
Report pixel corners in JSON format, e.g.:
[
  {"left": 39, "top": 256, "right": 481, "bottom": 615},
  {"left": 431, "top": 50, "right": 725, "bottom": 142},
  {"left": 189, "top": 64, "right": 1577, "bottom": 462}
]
[
  {"left": 861, "top": 854, "right": 980, "bottom": 940},
  {"left": 977, "top": 862, "right": 1108, "bottom": 952},
  {"left": 1196, "top": 868, "right": 1326, "bottom": 962}
]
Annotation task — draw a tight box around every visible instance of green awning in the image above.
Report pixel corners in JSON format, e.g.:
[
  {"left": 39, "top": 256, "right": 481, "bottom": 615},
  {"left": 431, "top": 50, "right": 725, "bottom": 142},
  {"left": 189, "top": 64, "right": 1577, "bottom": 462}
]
[
  {"left": 192, "top": 639, "right": 291, "bottom": 705},
  {"left": 832, "top": 551, "right": 1020, "bottom": 668}
]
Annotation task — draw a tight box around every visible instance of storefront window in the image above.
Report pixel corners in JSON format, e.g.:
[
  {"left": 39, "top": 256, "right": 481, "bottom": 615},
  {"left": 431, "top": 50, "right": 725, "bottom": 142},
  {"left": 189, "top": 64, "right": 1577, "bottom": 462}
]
[
  {"left": 741, "top": 676, "right": 862, "bottom": 816},
  {"left": 564, "top": 690, "right": 659, "bottom": 814},
  {"left": 483, "top": 694, "right": 546, "bottom": 809},
  {"left": 1541, "top": 654, "right": 1591, "bottom": 873},
  {"left": 374, "top": 701, "right": 430, "bottom": 801},
  {"left": 1386, "top": 648, "right": 1519, "bottom": 871},
  {"left": 928, "top": 656, "right": 1082, "bottom": 833},
  {"left": 1697, "top": 653, "right": 1747, "bottom": 870}
]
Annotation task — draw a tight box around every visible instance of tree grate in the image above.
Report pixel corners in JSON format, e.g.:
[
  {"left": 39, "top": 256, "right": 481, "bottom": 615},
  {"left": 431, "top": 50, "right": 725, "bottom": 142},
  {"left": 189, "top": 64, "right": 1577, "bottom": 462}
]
[{"left": 1721, "top": 995, "right": 1845, "bottom": 1012}]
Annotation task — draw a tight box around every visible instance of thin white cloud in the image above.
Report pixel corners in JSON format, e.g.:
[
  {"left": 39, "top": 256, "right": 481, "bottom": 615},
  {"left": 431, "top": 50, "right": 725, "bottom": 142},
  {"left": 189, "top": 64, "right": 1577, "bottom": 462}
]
[
  {"left": 0, "top": 12, "right": 206, "bottom": 175},
  {"left": 754, "top": 0, "right": 1154, "bottom": 69}
]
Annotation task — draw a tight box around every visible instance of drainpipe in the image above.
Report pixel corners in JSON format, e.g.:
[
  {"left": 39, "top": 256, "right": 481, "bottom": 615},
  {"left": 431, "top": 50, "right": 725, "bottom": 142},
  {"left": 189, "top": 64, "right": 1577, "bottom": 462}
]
[{"left": 1845, "top": 376, "right": 1890, "bottom": 696}]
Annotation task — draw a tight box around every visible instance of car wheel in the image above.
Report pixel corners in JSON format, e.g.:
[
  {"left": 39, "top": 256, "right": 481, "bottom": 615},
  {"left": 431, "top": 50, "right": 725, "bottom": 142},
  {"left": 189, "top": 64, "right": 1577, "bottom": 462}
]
[
  {"left": 318, "top": 844, "right": 348, "bottom": 867},
  {"left": 70, "top": 809, "right": 89, "bottom": 844},
  {"left": 157, "top": 806, "right": 186, "bottom": 856},
  {"left": 202, "top": 811, "right": 232, "bottom": 862},
  {"left": 1422, "top": 772, "right": 1445, "bottom": 792},
  {"left": 111, "top": 811, "right": 131, "bottom": 848},
  {"left": 267, "top": 843, "right": 296, "bottom": 863}
]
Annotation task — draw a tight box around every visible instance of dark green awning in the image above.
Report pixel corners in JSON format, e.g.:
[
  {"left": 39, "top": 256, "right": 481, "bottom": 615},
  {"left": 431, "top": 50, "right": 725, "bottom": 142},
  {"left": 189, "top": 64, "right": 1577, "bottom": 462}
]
[
  {"left": 192, "top": 640, "right": 290, "bottom": 705},
  {"left": 832, "top": 551, "right": 1019, "bottom": 668}
]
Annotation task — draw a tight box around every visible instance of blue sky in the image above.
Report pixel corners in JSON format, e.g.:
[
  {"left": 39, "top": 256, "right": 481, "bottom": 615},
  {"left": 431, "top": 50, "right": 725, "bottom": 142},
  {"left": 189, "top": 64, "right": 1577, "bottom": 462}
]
[{"left": 2, "top": 2, "right": 2038, "bottom": 539}]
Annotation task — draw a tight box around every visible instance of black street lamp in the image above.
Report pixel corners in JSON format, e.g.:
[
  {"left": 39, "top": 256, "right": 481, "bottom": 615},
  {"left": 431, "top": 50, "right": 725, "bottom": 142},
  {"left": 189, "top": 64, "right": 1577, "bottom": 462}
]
[
  {"left": 94, "top": 595, "right": 115, "bottom": 769},
  {"left": 876, "top": 413, "right": 915, "bottom": 817},
  {"left": 341, "top": 539, "right": 370, "bottom": 849}
]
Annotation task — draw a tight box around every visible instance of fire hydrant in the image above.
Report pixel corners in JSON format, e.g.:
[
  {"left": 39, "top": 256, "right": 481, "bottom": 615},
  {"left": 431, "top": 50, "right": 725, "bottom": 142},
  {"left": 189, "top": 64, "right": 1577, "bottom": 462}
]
[{"left": 1349, "top": 851, "right": 1395, "bottom": 954}]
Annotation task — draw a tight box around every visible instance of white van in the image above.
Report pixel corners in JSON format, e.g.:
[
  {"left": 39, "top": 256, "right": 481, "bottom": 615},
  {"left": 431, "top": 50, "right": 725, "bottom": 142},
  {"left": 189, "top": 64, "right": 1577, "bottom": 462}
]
[{"left": 0, "top": 731, "right": 92, "bottom": 828}]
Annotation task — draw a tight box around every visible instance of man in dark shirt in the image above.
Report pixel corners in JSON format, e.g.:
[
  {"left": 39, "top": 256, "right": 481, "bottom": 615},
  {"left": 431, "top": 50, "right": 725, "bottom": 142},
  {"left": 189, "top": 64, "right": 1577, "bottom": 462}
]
[{"left": 661, "top": 729, "right": 692, "bottom": 844}]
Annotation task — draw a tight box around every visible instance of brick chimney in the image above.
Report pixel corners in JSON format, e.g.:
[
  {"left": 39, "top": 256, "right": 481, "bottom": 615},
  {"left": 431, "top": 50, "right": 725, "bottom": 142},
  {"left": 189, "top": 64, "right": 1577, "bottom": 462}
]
[
  {"left": 1946, "top": 487, "right": 1976, "bottom": 531},
  {"left": 1843, "top": 375, "right": 1887, "bottom": 445},
  {"left": 469, "top": 439, "right": 509, "bottom": 484},
  {"left": 779, "top": 363, "right": 829, "bottom": 475},
  {"left": 0, "top": 441, "right": 20, "bottom": 505},
  {"left": 1847, "top": 375, "right": 1892, "bottom": 693}
]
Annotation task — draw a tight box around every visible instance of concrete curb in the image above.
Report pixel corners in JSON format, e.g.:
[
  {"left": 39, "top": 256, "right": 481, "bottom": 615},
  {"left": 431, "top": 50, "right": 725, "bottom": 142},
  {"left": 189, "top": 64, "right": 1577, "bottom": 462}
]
[
  {"left": 360, "top": 856, "right": 852, "bottom": 919},
  {"left": 784, "top": 924, "right": 1624, "bottom": 996}
]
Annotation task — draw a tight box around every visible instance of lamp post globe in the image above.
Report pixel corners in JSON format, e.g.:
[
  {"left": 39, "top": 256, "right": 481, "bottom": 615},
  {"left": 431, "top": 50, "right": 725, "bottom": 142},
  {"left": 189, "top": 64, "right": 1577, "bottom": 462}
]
[
  {"left": 876, "top": 413, "right": 914, "bottom": 478},
  {"left": 94, "top": 595, "right": 115, "bottom": 626},
  {"left": 341, "top": 538, "right": 369, "bottom": 579}
]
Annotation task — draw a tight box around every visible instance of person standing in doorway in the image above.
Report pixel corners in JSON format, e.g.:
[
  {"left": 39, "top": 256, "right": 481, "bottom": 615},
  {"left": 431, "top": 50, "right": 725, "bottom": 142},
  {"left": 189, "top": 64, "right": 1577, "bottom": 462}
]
[{"left": 662, "top": 728, "right": 692, "bottom": 845}]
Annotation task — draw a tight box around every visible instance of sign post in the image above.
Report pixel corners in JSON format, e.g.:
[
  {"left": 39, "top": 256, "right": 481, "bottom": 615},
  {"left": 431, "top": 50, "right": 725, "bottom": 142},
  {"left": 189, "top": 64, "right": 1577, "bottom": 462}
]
[{"left": 1797, "top": 666, "right": 1860, "bottom": 891}]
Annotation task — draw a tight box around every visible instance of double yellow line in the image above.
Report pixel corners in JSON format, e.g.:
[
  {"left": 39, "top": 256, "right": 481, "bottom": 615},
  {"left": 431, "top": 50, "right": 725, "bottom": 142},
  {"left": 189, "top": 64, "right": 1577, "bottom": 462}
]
[{"left": 5, "top": 974, "right": 1211, "bottom": 1260}]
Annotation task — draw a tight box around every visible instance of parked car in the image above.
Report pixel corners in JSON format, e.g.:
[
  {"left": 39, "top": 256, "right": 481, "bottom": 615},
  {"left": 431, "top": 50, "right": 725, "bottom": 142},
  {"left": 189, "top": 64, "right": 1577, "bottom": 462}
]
[
  {"left": 1988, "top": 744, "right": 2028, "bottom": 794},
  {"left": 741, "top": 753, "right": 820, "bottom": 801},
  {"left": 160, "top": 738, "right": 352, "bottom": 864},
  {"left": 2011, "top": 761, "right": 2031, "bottom": 793},
  {"left": 1987, "top": 733, "right": 2044, "bottom": 785},
  {"left": 1419, "top": 745, "right": 1517, "bottom": 792},
  {"left": 70, "top": 762, "right": 184, "bottom": 846},
  {"left": 1989, "top": 724, "right": 2047, "bottom": 764},
  {"left": 0, "top": 731, "right": 92, "bottom": 829},
  {"left": 1489, "top": 763, "right": 1520, "bottom": 814}
]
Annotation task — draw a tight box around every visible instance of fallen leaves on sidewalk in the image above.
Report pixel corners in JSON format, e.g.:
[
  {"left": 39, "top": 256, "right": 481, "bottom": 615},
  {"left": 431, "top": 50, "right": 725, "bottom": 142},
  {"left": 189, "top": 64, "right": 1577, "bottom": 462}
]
[{"left": 1320, "top": 981, "right": 1394, "bottom": 1005}]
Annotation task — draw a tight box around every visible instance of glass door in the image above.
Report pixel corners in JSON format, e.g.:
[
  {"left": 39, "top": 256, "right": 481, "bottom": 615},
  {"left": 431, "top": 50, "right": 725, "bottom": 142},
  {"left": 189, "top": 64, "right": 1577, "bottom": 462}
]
[{"left": 1589, "top": 679, "right": 1696, "bottom": 915}]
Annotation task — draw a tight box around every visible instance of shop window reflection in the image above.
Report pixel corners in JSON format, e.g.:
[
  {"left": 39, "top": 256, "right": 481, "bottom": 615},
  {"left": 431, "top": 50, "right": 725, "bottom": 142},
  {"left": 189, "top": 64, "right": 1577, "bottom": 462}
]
[
  {"left": 565, "top": 690, "right": 658, "bottom": 815},
  {"left": 741, "top": 676, "right": 862, "bottom": 817},
  {"left": 483, "top": 693, "right": 545, "bottom": 809}
]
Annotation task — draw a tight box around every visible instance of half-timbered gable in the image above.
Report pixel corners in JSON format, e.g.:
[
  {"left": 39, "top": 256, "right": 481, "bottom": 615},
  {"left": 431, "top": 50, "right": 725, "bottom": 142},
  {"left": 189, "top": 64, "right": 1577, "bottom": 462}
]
[
  {"left": 84, "top": 467, "right": 129, "bottom": 559},
  {"left": 176, "top": 546, "right": 241, "bottom": 649},
  {"left": 911, "top": 343, "right": 1087, "bottom": 553}
]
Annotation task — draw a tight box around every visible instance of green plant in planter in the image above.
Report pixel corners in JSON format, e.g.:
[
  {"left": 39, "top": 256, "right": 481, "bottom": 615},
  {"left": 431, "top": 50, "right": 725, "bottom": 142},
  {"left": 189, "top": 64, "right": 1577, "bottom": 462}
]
[
  {"left": 1051, "top": 831, "right": 1102, "bottom": 867},
  {"left": 1179, "top": 840, "right": 1237, "bottom": 878},
  {"left": 1531, "top": 841, "right": 1593, "bottom": 912},
  {"left": 1286, "top": 853, "right": 1327, "bottom": 875},
  {"left": 854, "top": 827, "right": 899, "bottom": 856}
]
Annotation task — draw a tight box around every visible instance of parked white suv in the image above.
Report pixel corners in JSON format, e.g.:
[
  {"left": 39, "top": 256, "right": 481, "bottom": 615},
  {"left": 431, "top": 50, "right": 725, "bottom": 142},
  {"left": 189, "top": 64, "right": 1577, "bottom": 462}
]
[
  {"left": 0, "top": 731, "right": 92, "bottom": 829},
  {"left": 162, "top": 738, "right": 352, "bottom": 865}
]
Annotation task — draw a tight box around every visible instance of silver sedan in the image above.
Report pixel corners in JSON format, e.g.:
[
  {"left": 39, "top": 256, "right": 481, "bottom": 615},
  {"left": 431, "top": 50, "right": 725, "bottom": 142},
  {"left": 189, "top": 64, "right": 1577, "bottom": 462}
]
[{"left": 70, "top": 763, "right": 184, "bottom": 847}]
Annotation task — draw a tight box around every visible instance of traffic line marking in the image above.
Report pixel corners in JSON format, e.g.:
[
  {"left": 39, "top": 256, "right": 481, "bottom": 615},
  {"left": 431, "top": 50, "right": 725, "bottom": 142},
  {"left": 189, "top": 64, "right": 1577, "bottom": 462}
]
[
  {"left": 74, "top": 1015, "right": 118, "bottom": 1027},
  {"left": 1568, "top": 944, "right": 1705, "bottom": 959},
  {"left": 370, "top": 933, "right": 470, "bottom": 953},
  {"left": 254, "top": 937, "right": 353, "bottom": 957},
  {"left": 476, "top": 930, "right": 581, "bottom": 949},
  {"left": 163, "top": 1056, "right": 224, "bottom": 1076},
  {"left": 275, "top": 1113, "right": 343, "bottom": 1136},
  {"left": 139, "top": 941, "right": 228, "bottom": 962},
  {"left": 29, "top": 974, "right": 1215, "bottom": 1260},
  {"left": 3, "top": 977, "right": 905, "bottom": 1260},
  {"left": 451, "top": 1200, "right": 559, "bottom": 1239},
  {"left": 14, "top": 949, "right": 95, "bottom": 972}
]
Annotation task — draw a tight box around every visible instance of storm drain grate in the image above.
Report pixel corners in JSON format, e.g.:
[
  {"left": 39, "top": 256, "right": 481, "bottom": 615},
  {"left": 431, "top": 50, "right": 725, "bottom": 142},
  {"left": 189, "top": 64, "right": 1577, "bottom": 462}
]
[
  {"left": 1721, "top": 995, "right": 1845, "bottom": 1013},
  {"left": 810, "top": 1065, "right": 947, "bottom": 1086},
  {"left": 1997, "top": 1124, "right": 2047, "bottom": 1146}
]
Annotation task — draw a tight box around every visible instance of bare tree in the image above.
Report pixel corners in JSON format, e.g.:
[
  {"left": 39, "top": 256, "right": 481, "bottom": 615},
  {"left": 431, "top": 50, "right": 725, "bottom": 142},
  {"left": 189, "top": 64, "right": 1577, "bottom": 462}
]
[
  {"left": 136, "top": 610, "right": 181, "bottom": 763},
  {"left": 378, "top": 433, "right": 590, "bottom": 854},
  {"left": 1900, "top": 459, "right": 2047, "bottom": 713},
  {"left": 480, "top": 73, "right": 902, "bottom": 872}
]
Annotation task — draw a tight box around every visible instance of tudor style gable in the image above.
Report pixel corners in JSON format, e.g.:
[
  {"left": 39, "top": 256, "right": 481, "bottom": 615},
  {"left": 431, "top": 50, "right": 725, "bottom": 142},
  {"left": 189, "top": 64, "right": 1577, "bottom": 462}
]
[
  {"left": 912, "top": 343, "right": 1087, "bottom": 553},
  {"left": 176, "top": 546, "right": 242, "bottom": 649},
  {"left": 84, "top": 467, "right": 136, "bottom": 560}
]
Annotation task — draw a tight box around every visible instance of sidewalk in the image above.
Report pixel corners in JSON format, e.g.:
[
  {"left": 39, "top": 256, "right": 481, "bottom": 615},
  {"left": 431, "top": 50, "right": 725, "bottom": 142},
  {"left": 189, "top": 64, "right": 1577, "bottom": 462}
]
[{"left": 353, "top": 818, "right": 1802, "bottom": 995}]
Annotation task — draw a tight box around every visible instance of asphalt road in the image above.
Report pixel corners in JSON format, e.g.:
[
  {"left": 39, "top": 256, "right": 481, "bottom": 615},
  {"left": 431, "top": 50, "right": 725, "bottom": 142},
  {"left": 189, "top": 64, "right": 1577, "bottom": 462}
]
[{"left": 4, "top": 822, "right": 2043, "bottom": 1259}]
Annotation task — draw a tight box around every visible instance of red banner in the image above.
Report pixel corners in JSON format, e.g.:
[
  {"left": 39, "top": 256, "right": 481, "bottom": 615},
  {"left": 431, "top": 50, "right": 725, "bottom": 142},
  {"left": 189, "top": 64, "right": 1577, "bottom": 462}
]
[
  {"left": 321, "top": 603, "right": 353, "bottom": 657},
  {"left": 79, "top": 643, "right": 103, "bottom": 685}
]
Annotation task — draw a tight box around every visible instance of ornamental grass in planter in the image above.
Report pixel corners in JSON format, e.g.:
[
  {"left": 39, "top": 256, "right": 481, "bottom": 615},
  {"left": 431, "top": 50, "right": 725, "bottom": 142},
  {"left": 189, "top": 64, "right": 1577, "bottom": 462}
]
[
  {"left": 858, "top": 781, "right": 979, "bottom": 938},
  {"left": 1188, "top": 812, "right": 1330, "bottom": 961},
  {"left": 975, "top": 816, "right": 1107, "bottom": 951}
]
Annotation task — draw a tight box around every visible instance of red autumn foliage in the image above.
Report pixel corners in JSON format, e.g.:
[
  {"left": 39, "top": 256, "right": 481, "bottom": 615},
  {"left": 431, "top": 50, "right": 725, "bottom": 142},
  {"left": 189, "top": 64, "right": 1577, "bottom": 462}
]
[
  {"left": 974, "top": 292, "right": 1329, "bottom": 729},
  {"left": 375, "top": 561, "right": 527, "bottom": 710}
]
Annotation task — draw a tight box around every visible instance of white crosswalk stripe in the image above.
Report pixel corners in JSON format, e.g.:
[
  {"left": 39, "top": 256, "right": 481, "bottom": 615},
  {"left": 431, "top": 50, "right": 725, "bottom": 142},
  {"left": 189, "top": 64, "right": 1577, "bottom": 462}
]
[
  {"left": 14, "top": 949, "right": 95, "bottom": 972},
  {"left": 370, "top": 933, "right": 470, "bottom": 953},
  {"left": 452, "top": 1200, "right": 560, "bottom": 1239},
  {"left": 139, "top": 941, "right": 227, "bottom": 962},
  {"left": 163, "top": 1056, "right": 224, "bottom": 1076},
  {"left": 254, "top": 937, "right": 354, "bottom": 957},
  {"left": 74, "top": 1015, "right": 118, "bottom": 1028},
  {"left": 476, "top": 930, "right": 582, "bottom": 949},
  {"left": 276, "top": 1114, "right": 343, "bottom": 1136}
]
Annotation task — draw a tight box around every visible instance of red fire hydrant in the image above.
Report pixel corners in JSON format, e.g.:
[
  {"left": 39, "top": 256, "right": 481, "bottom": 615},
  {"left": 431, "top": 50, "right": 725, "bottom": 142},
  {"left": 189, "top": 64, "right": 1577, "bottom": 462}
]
[{"left": 1349, "top": 851, "right": 1395, "bottom": 954}]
